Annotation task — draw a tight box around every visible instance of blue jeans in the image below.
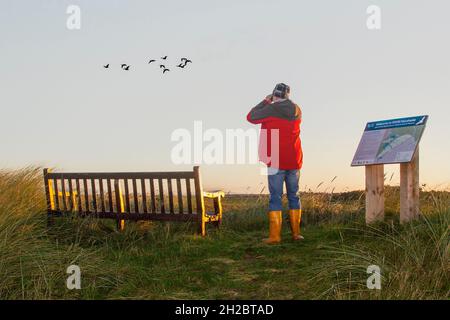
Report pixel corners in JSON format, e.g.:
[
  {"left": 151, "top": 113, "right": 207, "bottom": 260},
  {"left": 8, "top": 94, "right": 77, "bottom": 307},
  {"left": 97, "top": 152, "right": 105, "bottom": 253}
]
[{"left": 268, "top": 168, "right": 301, "bottom": 211}]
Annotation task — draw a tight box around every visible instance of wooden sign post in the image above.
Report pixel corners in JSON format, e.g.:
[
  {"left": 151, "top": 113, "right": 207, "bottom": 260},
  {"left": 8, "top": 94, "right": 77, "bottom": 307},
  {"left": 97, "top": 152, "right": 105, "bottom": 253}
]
[
  {"left": 400, "top": 146, "right": 420, "bottom": 223},
  {"left": 365, "top": 164, "right": 385, "bottom": 223},
  {"left": 352, "top": 116, "right": 428, "bottom": 225},
  {"left": 364, "top": 147, "right": 420, "bottom": 224}
]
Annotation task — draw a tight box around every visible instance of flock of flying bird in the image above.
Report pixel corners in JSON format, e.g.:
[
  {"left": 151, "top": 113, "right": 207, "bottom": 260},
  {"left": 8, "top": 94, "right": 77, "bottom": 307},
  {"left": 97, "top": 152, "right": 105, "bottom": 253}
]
[{"left": 103, "top": 56, "right": 192, "bottom": 74}]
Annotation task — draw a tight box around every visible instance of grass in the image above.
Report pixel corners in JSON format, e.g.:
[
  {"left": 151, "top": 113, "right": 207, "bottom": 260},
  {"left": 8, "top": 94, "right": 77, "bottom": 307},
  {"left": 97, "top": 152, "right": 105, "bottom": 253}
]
[{"left": 0, "top": 167, "right": 448, "bottom": 299}]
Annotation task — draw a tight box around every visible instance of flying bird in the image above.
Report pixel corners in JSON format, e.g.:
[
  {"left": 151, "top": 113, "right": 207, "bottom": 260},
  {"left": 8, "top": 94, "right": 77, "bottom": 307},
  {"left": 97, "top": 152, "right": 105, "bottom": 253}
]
[
  {"left": 160, "top": 65, "right": 166, "bottom": 69},
  {"left": 103, "top": 64, "right": 109, "bottom": 68},
  {"left": 181, "top": 58, "right": 192, "bottom": 64},
  {"left": 148, "top": 59, "right": 156, "bottom": 64},
  {"left": 177, "top": 63, "right": 185, "bottom": 68},
  {"left": 121, "top": 64, "right": 127, "bottom": 69},
  {"left": 161, "top": 56, "right": 168, "bottom": 60},
  {"left": 162, "top": 68, "right": 170, "bottom": 74},
  {"left": 123, "top": 65, "right": 130, "bottom": 71}
]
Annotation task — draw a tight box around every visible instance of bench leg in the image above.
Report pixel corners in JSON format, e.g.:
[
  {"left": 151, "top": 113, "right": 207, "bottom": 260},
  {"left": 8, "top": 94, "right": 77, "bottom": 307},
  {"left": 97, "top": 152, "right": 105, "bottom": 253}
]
[
  {"left": 116, "top": 219, "right": 125, "bottom": 231},
  {"left": 47, "top": 212, "right": 55, "bottom": 228},
  {"left": 198, "top": 218, "right": 206, "bottom": 236},
  {"left": 213, "top": 219, "right": 222, "bottom": 229},
  {"left": 213, "top": 197, "right": 222, "bottom": 229}
]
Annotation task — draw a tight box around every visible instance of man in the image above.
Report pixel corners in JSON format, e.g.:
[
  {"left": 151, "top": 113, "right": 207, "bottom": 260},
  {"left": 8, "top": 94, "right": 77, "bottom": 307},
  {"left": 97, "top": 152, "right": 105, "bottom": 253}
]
[{"left": 246, "top": 83, "right": 303, "bottom": 244}]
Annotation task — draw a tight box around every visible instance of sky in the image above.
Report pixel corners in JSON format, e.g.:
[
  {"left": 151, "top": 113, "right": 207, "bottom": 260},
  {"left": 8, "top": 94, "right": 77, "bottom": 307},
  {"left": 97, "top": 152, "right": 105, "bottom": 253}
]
[{"left": 1, "top": 0, "right": 449, "bottom": 193}]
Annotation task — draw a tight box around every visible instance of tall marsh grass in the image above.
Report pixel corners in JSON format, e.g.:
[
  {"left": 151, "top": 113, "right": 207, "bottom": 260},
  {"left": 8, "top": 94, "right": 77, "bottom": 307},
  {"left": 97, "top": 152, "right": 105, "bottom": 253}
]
[
  {"left": 309, "top": 210, "right": 449, "bottom": 299},
  {"left": 0, "top": 168, "right": 121, "bottom": 299},
  {"left": 0, "top": 167, "right": 448, "bottom": 299}
]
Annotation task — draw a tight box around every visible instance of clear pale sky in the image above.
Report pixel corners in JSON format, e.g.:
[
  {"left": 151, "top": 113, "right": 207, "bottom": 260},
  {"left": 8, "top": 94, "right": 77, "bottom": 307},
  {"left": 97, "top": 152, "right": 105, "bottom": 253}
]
[{"left": 1, "top": 0, "right": 449, "bottom": 193}]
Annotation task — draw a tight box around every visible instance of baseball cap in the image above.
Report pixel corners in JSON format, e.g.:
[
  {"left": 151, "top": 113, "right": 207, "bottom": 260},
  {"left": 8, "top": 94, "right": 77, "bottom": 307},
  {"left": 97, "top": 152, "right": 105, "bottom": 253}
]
[{"left": 272, "top": 83, "right": 290, "bottom": 99}]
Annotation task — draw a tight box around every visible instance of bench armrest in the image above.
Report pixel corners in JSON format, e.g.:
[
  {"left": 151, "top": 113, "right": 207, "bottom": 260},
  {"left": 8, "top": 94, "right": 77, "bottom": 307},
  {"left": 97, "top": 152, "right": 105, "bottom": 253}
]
[
  {"left": 202, "top": 191, "right": 225, "bottom": 222},
  {"left": 203, "top": 191, "right": 225, "bottom": 199}
]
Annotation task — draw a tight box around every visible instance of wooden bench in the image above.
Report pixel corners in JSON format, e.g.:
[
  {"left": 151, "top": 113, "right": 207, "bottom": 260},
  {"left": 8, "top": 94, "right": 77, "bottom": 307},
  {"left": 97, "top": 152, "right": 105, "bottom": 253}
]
[{"left": 43, "top": 166, "right": 224, "bottom": 236}]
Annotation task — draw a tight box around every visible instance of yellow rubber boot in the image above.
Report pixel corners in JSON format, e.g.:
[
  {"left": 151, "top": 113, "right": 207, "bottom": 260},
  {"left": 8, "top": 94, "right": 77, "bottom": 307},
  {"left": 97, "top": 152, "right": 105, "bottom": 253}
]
[
  {"left": 263, "top": 211, "right": 282, "bottom": 244},
  {"left": 289, "top": 209, "right": 304, "bottom": 240}
]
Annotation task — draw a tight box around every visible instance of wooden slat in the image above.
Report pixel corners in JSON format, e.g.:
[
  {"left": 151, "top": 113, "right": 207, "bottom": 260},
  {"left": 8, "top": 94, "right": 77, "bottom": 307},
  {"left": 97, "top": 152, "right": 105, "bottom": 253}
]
[
  {"left": 176, "top": 178, "right": 183, "bottom": 214},
  {"left": 132, "top": 179, "right": 139, "bottom": 213},
  {"left": 76, "top": 179, "right": 82, "bottom": 213},
  {"left": 141, "top": 179, "right": 148, "bottom": 213},
  {"left": 83, "top": 179, "right": 89, "bottom": 213},
  {"left": 54, "top": 179, "right": 60, "bottom": 211},
  {"left": 75, "top": 211, "right": 197, "bottom": 221},
  {"left": 107, "top": 179, "right": 113, "bottom": 212},
  {"left": 61, "top": 178, "right": 67, "bottom": 212},
  {"left": 68, "top": 178, "right": 74, "bottom": 211},
  {"left": 114, "top": 180, "right": 121, "bottom": 213},
  {"left": 46, "top": 171, "right": 195, "bottom": 180},
  {"left": 91, "top": 179, "right": 97, "bottom": 213},
  {"left": 158, "top": 178, "right": 165, "bottom": 213},
  {"left": 150, "top": 178, "right": 156, "bottom": 213},
  {"left": 124, "top": 179, "right": 130, "bottom": 213},
  {"left": 167, "top": 179, "right": 174, "bottom": 213},
  {"left": 99, "top": 178, "right": 106, "bottom": 212},
  {"left": 185, "top": 178, "right": 193, "bottom": 214}
]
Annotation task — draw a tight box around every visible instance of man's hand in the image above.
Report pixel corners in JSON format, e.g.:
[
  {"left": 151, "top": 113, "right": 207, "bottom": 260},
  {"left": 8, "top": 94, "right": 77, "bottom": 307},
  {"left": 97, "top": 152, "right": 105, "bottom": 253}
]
[{"left": 265, "top": 94, "right": 273, "bottom": 103}]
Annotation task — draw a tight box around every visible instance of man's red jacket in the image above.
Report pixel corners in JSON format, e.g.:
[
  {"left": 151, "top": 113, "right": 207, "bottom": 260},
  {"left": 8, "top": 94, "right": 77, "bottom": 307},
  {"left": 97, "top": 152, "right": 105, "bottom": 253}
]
[{"left": 247, "top": 98, "right": 303, "bottom": 170}]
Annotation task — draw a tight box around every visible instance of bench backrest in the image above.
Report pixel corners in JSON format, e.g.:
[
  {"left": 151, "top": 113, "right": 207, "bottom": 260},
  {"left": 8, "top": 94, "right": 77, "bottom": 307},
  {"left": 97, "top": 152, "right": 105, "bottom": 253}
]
[{"left": 43, "top": 166, "right": 205, "bottom": 220}]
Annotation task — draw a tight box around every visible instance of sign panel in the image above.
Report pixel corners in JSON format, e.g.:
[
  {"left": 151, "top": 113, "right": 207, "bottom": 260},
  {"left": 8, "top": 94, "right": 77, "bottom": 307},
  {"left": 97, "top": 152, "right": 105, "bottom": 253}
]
[{"left": 351, "top": 115, "right": 428, "bottom": 166}]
